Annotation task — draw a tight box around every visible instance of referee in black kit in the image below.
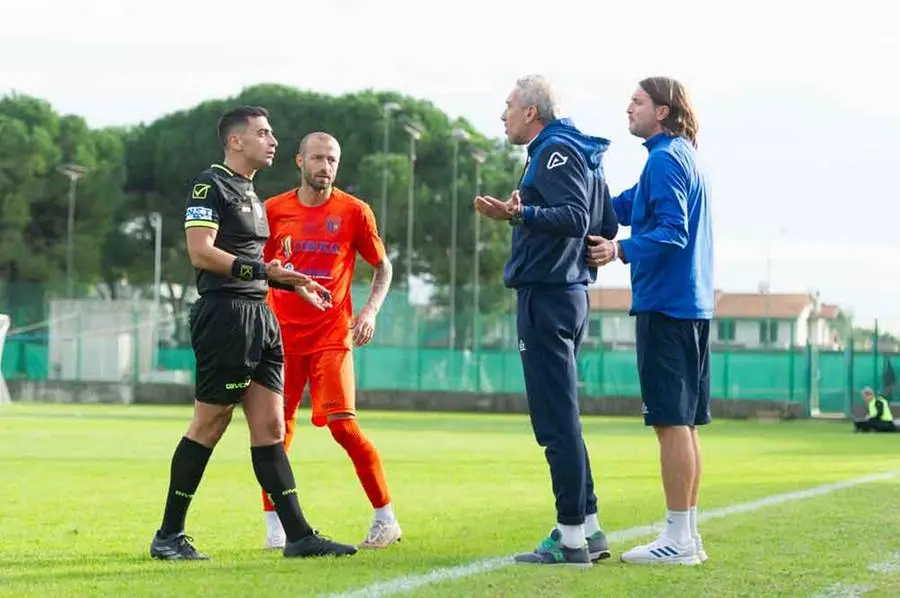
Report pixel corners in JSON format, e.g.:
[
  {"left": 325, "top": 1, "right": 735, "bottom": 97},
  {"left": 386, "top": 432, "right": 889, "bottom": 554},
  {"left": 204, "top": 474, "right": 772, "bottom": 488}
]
[{"left": 149, "top": 106, "right": 357, "bottom": 560}]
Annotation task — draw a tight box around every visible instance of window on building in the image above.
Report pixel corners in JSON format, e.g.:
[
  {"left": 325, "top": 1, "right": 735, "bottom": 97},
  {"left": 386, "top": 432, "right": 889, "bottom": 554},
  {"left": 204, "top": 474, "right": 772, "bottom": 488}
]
[
  {"left": 717, "top": 320, "right": 735, "bottom": 342},
  {"left": 759, "top": 320, "right": 778, "bottom": 344}
]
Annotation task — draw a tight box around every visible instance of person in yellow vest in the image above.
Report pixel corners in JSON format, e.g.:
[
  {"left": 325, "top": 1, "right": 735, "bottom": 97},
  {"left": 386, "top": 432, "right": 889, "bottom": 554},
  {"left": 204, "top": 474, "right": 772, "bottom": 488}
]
[{"left": 854, "top": 387, "right": 898, "bottom": 433}]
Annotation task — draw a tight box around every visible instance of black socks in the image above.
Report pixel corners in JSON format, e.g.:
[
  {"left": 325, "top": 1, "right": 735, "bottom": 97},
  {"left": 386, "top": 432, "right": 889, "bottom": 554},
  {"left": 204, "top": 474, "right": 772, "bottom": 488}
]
[
  {"left": 159, "top": 436, "right": 213, "bottom": 536},
  {"left": 251, "top": 442, "right": 313, "bottom": 542}
]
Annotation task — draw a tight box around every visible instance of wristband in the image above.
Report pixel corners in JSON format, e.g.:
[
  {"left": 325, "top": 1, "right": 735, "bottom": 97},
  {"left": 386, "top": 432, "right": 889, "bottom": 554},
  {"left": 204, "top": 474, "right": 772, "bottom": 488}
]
[
  {"left": 268, "top": 280, "right": 295, "bottom": 291},
  {"left": 508, "top": 204, "right": 525, "bottom": 227},
  {"left": 231, "top": 258, "right": 266, "bottom": 282}
]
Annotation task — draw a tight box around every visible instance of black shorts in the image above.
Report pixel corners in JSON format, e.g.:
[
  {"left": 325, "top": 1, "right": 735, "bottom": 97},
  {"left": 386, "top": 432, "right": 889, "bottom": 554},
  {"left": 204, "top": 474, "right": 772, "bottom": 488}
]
[
  {"left": 635, "top": 311, "right": 711, "bottom": 427},
  {"left": 189, "top": 295, "right": 284, "bottom": 405}
]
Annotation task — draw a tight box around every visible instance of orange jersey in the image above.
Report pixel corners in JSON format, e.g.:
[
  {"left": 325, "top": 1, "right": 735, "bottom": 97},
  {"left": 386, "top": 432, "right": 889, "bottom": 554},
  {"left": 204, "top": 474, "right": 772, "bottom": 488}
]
[{"left": 264, "top": 187, "right": 386, "bottom": 355}]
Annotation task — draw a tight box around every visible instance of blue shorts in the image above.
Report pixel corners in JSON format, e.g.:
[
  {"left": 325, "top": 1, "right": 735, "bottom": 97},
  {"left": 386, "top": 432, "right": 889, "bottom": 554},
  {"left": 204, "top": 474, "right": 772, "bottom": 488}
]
[{"left": 635, "top": 311, "right": 711, "bottom": 427}]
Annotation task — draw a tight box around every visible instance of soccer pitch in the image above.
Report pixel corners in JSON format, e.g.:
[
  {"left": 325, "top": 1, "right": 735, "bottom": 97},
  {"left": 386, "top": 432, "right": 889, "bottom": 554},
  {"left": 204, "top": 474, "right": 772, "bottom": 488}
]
[{"left": 1, "top": 403, "right": 898, "bottom": 597}]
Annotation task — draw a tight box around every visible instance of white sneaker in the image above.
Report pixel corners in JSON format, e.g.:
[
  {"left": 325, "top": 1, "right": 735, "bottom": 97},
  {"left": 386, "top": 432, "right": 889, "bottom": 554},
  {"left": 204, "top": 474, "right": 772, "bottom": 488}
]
[
  {"left": 265, "top": 511, "right": 286, "bottom": 550},
  {"left": 620, "top": 534, "right": 702, "bottom": 566},
  {"left": 695, "top": 534, "right": 708, "bottom": 563},
  {"left": 359, "top": 519, "right": 402, "bottom": 549}
]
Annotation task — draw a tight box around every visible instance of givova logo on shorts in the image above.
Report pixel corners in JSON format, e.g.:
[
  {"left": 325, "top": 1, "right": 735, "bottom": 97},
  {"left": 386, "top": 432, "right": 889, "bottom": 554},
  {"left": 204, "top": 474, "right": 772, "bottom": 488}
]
[{"left": 225, "top": 379, "right": 251, "bottom": 391}]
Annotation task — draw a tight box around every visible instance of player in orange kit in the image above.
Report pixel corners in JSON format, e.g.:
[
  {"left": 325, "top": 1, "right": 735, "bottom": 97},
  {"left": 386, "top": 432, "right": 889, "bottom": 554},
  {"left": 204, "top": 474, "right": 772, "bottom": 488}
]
[{"left": 260, "top": 132, "right": 401, "bottom": 550}]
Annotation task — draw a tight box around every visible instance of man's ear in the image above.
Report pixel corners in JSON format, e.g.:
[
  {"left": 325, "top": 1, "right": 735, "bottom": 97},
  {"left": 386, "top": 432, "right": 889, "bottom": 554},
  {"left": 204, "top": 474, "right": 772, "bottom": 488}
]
[
  {"left": 656, "top": 104, "right": 670, "bottom": 122},
  {"left": 525, "top": 105, "right": 537, "bottom": 124}
]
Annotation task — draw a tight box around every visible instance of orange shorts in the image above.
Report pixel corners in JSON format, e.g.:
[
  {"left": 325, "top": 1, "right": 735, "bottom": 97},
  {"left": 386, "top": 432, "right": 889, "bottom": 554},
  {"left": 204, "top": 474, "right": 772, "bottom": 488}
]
[{"left": 283, "top": 350, "right": 356, "bottom": 427}]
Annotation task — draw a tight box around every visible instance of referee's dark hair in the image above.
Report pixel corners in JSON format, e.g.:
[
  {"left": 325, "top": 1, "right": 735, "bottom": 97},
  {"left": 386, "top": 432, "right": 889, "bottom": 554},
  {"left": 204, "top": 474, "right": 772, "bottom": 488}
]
[
  {"left": 217, "top": 106, "right": 270, "bottom": 147},
  {"left": 639, "top": 77, "right": 699, "bottom": 148}
]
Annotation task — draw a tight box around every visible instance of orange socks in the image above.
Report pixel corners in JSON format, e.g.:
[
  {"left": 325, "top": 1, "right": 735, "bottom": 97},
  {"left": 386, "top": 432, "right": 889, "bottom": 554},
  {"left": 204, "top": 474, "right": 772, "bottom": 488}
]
[
  {"left": 262, "top": 417, "right": 391, "bottom": 512},
  {"left": 328, "top": 418, "right": 391, "bottom": 509}
]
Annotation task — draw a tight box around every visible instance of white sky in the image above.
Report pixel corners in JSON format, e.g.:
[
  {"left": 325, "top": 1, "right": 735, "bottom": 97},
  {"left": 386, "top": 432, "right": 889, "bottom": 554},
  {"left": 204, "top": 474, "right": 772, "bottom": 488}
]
[{"left": 2, "top": 0, "right": 899, "bottom": 330}]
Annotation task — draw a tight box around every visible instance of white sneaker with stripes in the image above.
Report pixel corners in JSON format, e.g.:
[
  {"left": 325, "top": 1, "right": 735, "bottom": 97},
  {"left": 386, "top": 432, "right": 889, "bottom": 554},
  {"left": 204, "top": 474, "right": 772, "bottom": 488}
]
[{"left": 620, "top": 534, "right": 702, "bottom": 565}]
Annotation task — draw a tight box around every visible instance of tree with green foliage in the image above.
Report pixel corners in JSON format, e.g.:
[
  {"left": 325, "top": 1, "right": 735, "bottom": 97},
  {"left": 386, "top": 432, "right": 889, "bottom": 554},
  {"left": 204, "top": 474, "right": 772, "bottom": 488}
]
[
  {"left": 0, "top": 85, "right": 524, "bottom": 347},
  {"left": 120, "top": 83, "right": 523, "bottom": 346},
  {"left": 0, "top": 92, "right": 127, "bottom": 325}
]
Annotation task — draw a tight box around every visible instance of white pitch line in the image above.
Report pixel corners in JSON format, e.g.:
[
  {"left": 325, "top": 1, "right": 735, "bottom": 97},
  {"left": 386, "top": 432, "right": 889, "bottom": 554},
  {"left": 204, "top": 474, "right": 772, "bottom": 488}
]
[
  {"left": 809, "top": 551, "right": 900, "bottom": 597},
  {"left": 323, "top": 471, "right": 899, "bottom": 598},
  {"left": 867, "top": 553, "right": 900, "bottom": 575},
  {"left": 809, "top": 583, "right": 874, "bottom": 598}
]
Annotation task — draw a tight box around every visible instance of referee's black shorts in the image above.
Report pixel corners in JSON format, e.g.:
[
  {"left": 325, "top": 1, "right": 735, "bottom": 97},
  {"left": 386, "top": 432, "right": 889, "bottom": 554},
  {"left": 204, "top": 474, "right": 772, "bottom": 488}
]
[
  {"left": 189, "top": 295, "right": 284, "bottom": 405},
  {"left": 635, "top": 311, "right": 711, "bottom": 427}
]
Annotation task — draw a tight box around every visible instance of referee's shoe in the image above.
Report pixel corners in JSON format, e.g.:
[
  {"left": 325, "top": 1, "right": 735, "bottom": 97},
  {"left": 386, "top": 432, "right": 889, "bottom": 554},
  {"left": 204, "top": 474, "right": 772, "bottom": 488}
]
[
  {"left": 150, "top": 531, "right": 208, "bottom": 560},
  {"left": 283, "top": 530, "right": 358, "bottom": 558}
]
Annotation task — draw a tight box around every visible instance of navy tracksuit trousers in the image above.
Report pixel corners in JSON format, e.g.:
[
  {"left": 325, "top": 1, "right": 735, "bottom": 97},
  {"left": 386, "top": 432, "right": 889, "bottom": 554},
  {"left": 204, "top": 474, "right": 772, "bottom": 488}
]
[{"left": 516, "top": 286, "right": 598, "bottom": 526}]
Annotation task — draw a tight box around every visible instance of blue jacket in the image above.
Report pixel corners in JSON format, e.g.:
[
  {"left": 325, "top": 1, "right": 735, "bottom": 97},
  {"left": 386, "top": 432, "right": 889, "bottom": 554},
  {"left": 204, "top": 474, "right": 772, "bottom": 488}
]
[
  {"left": 503, "top": 118, "right": 618, "bottom": 289},
  {"left": 615, "top": 133, "right": 714, "bottom": 319}
]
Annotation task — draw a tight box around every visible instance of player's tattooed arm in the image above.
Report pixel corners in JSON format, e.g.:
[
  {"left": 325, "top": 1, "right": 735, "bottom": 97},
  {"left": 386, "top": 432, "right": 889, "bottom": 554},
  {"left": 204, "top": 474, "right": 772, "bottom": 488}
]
[
  {"left": 352, "top": 257, "right": 392, "bottom": 347},
  {"left": 364, "top": 257, "right": 393, "bottom": 315}
]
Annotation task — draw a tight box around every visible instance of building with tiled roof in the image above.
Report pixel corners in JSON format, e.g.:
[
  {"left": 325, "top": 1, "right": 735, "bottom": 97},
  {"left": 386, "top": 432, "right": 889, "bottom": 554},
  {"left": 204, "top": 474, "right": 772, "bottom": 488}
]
[{"left": 586, "top": 287, "right": 843, "bottom": 350}]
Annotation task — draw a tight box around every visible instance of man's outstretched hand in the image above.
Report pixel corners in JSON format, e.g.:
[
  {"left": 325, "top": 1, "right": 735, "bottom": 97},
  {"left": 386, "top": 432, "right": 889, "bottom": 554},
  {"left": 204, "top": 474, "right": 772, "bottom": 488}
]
[
  {"left": 294, "top": 279, "right": 333, "bottom": 312},
  {"left": 474, "top": 190, "right": 521, "bottom": 221}
]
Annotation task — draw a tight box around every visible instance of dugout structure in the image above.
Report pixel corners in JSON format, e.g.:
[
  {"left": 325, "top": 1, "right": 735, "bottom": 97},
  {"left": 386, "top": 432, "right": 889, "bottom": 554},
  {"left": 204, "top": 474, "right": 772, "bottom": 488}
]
[
  {"left": 47, "top": 299, "right": 162, "bottom": 382},
  {"left": 0, "top": 314, "right": 10, "bottom": 404}
]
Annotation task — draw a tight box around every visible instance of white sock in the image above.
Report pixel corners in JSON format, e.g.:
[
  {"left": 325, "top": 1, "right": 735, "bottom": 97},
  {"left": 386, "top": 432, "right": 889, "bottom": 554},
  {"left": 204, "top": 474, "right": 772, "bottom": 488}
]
[
  {"left": 665, "top": 510, "right": 691, "bottom": 545},
  {"left": 689, "top": 506, "right": 698, "bottom": 537},
  {"left": 374, "top": 503, "right": 396, "bottom": 523},
  {"left": 584, "top": 513, "right": 601, "bottom": 537},
  {"left": 265, "top": 511, "right": 284, "bottom": 535},
  {"left": 556, "top": 523, "right": 586, "bottom": 549}
]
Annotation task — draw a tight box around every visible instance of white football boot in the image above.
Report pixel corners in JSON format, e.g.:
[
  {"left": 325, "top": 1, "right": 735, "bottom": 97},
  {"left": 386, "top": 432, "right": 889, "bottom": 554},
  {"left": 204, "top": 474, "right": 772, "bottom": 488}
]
[{"left": 359, "top": 518, "right": 402, "bottom": 549}]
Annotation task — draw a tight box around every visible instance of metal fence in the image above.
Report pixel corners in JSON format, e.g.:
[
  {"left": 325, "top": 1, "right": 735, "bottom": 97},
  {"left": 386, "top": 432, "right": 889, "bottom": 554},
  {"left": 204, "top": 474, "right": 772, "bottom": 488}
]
[{"left": 1, "top": 282, "right": 893, "bottom": 416}]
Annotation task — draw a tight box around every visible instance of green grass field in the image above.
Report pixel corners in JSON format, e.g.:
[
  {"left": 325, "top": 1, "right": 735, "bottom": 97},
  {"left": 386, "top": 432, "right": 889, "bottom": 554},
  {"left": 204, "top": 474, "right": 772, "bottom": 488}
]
[{"left": 1, "top": 403, "right": 898, "bottom": 598}]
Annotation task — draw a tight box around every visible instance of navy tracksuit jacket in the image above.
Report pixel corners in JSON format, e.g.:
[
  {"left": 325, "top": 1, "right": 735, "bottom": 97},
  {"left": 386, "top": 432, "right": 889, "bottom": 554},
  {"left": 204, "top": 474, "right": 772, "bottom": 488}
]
[{"left": 504, "top": 117, "right": 618, "bottom": 525}]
